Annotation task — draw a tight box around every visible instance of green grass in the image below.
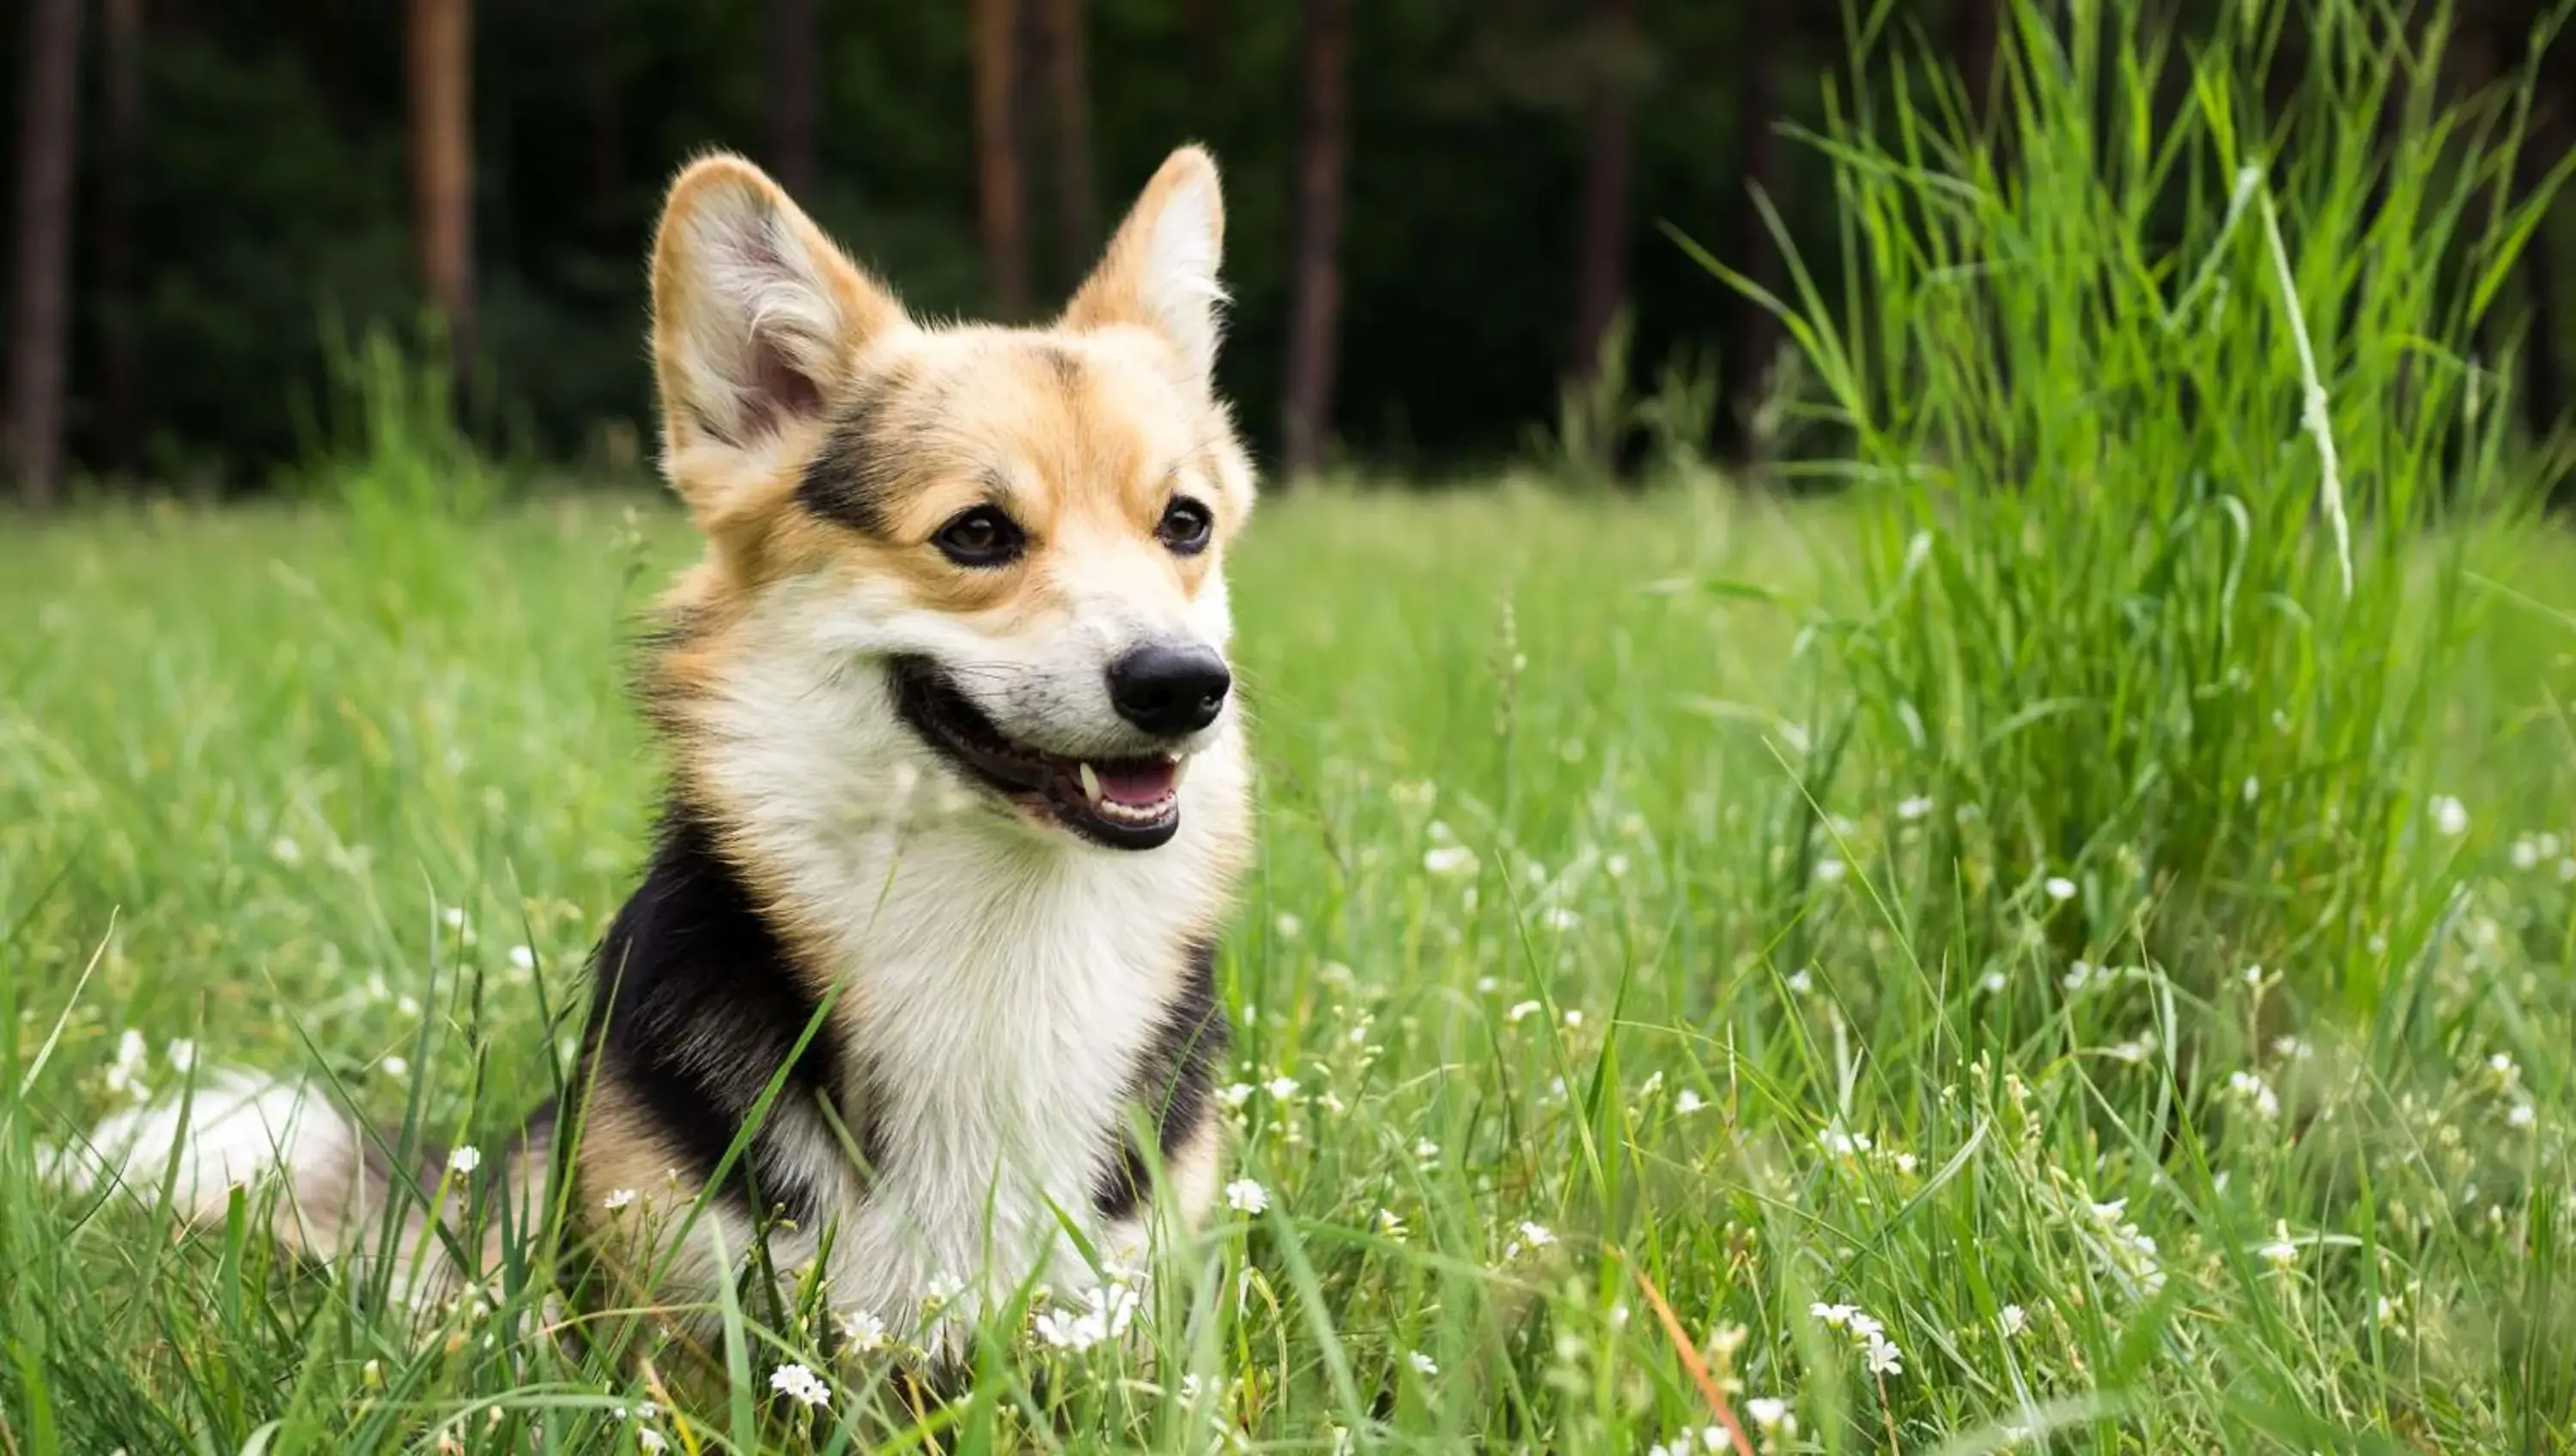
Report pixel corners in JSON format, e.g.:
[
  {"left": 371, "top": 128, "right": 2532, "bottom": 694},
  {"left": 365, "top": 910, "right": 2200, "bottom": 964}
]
[
  {"left": 2, "top": 481, "right": 2571, "bottom": 1454},
  {"left": 9, "top": 2, "right": 2576, "bottom": 1451}
]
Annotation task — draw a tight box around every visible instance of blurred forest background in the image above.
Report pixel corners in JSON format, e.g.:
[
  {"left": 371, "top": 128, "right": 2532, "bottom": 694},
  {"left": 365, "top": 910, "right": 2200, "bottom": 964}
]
[{"left": 3, "top": 0, "right": 2571, "bottom": 503}]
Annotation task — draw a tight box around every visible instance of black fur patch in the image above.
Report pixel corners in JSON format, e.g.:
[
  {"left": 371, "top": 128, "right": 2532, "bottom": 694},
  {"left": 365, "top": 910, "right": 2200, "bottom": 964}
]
[
  {"left": 581, "top": 807, "right": 848, "bottom": 1228},
  {"left": 1091, "top": 937, "right": 1228, "bottom": 1222},
  {"left": 795, "top": 361, "right": 919, "bottom": 537}
]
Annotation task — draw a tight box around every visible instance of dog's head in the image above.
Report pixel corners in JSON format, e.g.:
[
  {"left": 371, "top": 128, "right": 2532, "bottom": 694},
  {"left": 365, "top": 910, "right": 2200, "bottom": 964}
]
[{"left": 647, "top": 149, "right": 1254, "bottom": 852}]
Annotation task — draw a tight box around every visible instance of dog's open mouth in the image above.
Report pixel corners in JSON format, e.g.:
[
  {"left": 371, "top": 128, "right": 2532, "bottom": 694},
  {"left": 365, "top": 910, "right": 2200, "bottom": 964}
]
[{"left": 890, "top": 658, "right": 1184, "bottom": 851}]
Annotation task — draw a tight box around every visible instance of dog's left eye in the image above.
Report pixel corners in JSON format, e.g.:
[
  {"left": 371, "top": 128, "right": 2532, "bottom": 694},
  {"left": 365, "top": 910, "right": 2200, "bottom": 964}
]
[
  {"left": 933, "top": 506, "right": 1026, "bottom": 567},
  {"left": 1157, "top": 497, "right": 1213, "bottom": 555}
]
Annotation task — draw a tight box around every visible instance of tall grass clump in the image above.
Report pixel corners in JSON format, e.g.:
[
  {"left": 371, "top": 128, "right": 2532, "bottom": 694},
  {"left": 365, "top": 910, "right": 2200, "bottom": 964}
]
[{"left": 1701, "top": 0, "right": 2568, "bottom": 1005}]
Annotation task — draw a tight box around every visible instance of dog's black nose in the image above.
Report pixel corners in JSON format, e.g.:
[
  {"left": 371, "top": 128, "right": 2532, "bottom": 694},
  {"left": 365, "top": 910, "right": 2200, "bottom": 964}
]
[{"left": 1107, "top": 642, "right": 1231, "bottom": 736}]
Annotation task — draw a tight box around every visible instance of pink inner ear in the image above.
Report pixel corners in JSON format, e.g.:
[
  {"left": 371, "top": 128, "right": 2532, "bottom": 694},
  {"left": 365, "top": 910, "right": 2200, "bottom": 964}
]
[{"left": 735, "top": 332, "right": 823, "bottom": 440}]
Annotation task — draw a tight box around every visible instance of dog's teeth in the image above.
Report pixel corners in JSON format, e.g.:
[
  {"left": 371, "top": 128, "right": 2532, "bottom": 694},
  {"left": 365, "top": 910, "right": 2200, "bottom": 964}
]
[
  {"left": 1078, "top": 761, "right": 1103, "bottom": 806},
  {"left": 1170, "top": 756, "right": 1191, "bottom": 786}
]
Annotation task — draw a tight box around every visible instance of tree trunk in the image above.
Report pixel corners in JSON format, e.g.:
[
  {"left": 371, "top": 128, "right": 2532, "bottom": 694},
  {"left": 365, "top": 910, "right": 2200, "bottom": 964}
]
[
  {"left": 1280, "top": 0, "right": 1349, "bottom": 481},
  {"left": 1720, "top": 6, "right": 1779, "bottom": 464},
  {"left": 406, "top": 0, "right": 475, "bottom": 398},
  {"left": 1036, "top": 0, "right": 1096, "bottom": 285},
  {"left": 972, "top": 0, "right": 1030, "bottom": 319},
  {"left": 7, "top": 0, "right": 84, "bottom": 507},
  {"left": 764, "top": 0, "right": 818, "bottom": 197},
  {"left": 1185, "top": 0, "right": 1225, "bottom": 105},
  {"left": 1567, "top": 0, "right": 1637, "bottom": 391},
  {"left": 98, "top": 0, "right": 143, "bottom": 478},
  {"left": 2520, "top": 51, "right": 2566, "bottom": 444},
  {"left": 580, "top": 0, "right": 624, "bottom": 239}
]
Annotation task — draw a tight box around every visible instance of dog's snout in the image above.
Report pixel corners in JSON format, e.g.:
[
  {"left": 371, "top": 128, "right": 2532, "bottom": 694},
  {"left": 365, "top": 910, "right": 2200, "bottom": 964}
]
[{"left": 1106, "top": 641, "right": 1230, "bottom": 737}]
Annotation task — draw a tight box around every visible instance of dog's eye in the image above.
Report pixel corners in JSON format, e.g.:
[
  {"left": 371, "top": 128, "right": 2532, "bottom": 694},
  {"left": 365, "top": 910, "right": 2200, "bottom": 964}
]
[
  {"left": 1157, "top": 497, "right": 1213, "bottom": 555},
  {"left": 933, "top": 506, "right": 1025, "bottom": 567}
]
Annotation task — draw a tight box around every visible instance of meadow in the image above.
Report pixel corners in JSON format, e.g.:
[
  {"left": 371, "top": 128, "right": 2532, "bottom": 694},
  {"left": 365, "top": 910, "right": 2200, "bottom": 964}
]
[
  {"left": 9, "top": 3, "right": 2576, "bottom": 1452},
  {"left": 1, "top": 474, "right": 2571, "bottom": 1455}
]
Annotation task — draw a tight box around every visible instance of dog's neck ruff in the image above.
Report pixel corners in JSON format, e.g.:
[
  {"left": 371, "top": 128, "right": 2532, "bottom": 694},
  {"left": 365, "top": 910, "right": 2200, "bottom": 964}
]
[{"left": 597, "top": 637, "right": 1247, "bottom": 1331}]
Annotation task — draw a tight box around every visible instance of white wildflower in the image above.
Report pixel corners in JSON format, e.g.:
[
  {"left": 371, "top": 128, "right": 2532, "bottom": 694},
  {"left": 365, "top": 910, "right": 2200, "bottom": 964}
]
[
  {"left": 1674, "top": 1089, "right": 1708, "bottom": 1116},
  {"left": 2044, "top": 876, "right": 2076, "bottom": 902},
  {"left": 2431, "top": 795, "right": 2470, "bottom": 837},
  {"left": 1747, "top": 1397, "right": 1794, "bottom": 1432},
  {"left": 2258, "top": 1221, "right": 2299, "bottom": 1268},
  {"left": 1817, "top": 1125, "right": 1873, "bottom": 1156},
  {"left": 1274, "top": 913, "right": 1303, "bottom": 941},
  {"left": 1030, "top": 1283, "right": 1139, "bottom": 1352},
  {"left": 1814, "top": 857, "right": 1847, "bottom": 884},
  {"left": 102, "top": 1029, "right": 149, "bottom": 1099},
  {"left": 768, "top": 1362, "right": 830, "bottom": 1409},
  {"left": 165, "top": 1038, "right": 196, "bottom": 1075},
  {"left": 638, "top": 1432, "right": 668, "bottom": 1453},
  {"left": 270, "top": 836, "right": 302, "bottom": 864},
  {"left": 1516, "top": 1221, "right": 1556, "bottom": 1249},
  {"left": 603, "top": 1187, "right": 638, "bottom": 1212},
  {"left": 1424, "top": 844, "right": 1479, "bottom": 878},
  {"left": 508, "top": 944, "right": 536, "bottom": 973},
  {"left": 1862, "top": 1331, "right": 1904, "bottom": 1375},
  {"left": 1264, "top": 1075, "right": 1300, "bottom": 1100},
  {"left": 1785, "top": 968, "right": 1814, "bottom": 996},
  {"left": 1505, "top": 999, "right": 1544, "bottom": 1025},
  {"left": 2506, "top": 1102, "right": 2536, "bottom": 1130},
  {"left": 1896, "top": 796, "right": 1933, "bottom": 822},
  {"left": 1406, "top": 1350, "right": 1437, "bottom": 1377},
  {"left": 2000, "top": 1303, "right": 2028, "bottom": 1337},
  {"left": 836, "top": 1308, "right": 888, "bottom": 1351},
  {"left": 1809, "top": 1301, "right": 1858, "bottom": 1329},
  {"left": 447, "top": 1146, "right": 482, "bottom": 1175},
  {"left": 1541, "top": 907, "right": 1581, "bottom": 931},
  {"left": 1219, "top": 1082, "right": 1257, "bottom": 1108},
  {"left": 1979, "top": 970, "right": 2008, "bottom": 994},
  {"left": 2227, "top": 1071, "right": 2281, "bottom": 1120},
  {"left": 1224, "top": 1178, "right": 1270, "bottom": 1214}
]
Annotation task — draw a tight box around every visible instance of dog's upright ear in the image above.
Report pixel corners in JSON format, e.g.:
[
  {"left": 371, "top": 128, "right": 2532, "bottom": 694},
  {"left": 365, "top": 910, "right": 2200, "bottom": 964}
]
[
  {"left": 651, "top": 155, "right": 906, "bottom": 513},
  {"left": 1061, "top": 146, "right": 1227, "bottom": 392}
]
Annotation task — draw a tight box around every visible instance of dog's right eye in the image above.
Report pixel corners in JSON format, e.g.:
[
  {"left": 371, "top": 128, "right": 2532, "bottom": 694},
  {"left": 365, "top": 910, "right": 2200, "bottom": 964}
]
[{"left": 933, "top": 506, "right": 1025, "bottom": 567}]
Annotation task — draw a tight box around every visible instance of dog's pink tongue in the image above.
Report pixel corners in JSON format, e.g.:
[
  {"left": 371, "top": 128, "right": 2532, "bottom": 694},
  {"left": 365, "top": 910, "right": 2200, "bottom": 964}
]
[{"left": 1096, "top": 758, "right": 1179, "bottom": 806}]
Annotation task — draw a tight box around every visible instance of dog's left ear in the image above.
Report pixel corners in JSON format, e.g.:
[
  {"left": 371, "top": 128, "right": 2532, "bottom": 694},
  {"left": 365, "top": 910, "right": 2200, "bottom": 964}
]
[{"left": 1061, "top": 147, "right": 1227, "bottom": 391}]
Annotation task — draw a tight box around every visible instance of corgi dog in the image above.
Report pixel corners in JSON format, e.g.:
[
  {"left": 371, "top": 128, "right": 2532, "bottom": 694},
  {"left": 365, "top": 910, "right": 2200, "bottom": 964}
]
[{"left": 72, "top": 146, "right": 1257, "bottom": 1356}]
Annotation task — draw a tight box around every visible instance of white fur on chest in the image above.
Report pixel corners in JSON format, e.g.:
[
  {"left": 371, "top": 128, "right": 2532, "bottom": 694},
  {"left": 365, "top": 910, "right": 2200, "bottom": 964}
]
[{"left": 690, "top": 629, "right": 1247, "bottom": 1327}]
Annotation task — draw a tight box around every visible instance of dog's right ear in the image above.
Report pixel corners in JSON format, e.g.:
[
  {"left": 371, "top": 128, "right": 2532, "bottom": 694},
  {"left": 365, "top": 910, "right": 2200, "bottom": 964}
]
[{"left": 650, "top": 155, "right": 906, "bottom": 513}]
